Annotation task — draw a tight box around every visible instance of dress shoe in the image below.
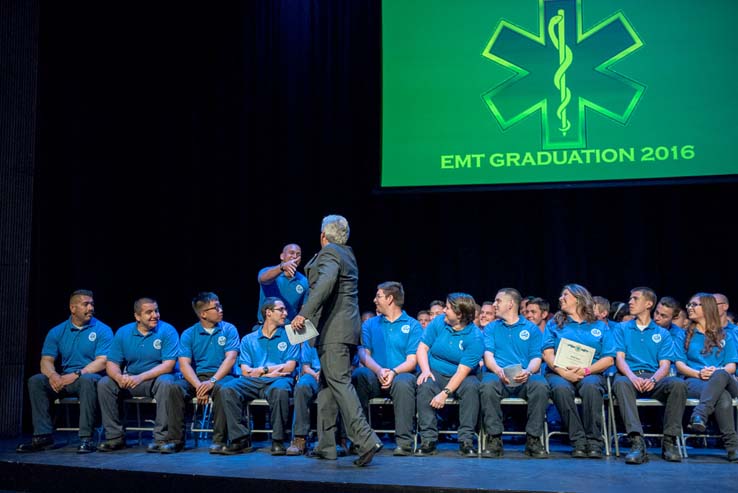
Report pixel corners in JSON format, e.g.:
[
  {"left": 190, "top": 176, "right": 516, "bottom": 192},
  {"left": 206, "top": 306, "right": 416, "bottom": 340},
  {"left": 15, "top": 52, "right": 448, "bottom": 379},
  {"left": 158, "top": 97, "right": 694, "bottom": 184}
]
[
  {"left": 97, "top": 438, "right": 125, "bottom": 452},
  {"left": 458, "top": 440, "right": 477, "bottom": 457},
  {"left": 147, "top": 440, "right": 165, "bottom": 453},
  {"left": 208, "top": 443, "right": 226, "bottom": 455},
  {"left": 727, "top": 449, "right": 738, "bottom": 462},
  {"left": 392, "top": 445, "right": 413, "bottom": 456},
  {"left": 481, "top": 435, "right": 503, "bottom": 458},
  {"left": 221, "top": 437, "right": 253, "bottom": 455},
  {"left": 524, "top": 434, "right": 548, "bottom": 459},
  {"left": 160, "top": 441, "right": 184, "bottom": 454},
  {"left": 307, "top": 449, "right": 337, "bottom": 460},
  {"left": 347, "top": 442, "right": 360, "bottom": 455},
  {"left": 77, "top": 438, "right": 96, "bottom": 454},
  {"left": 571, "top": 440, "right": 588, "bottom": 459},
  {"left": 286, "top": 437, "right": 307, "bottom": 456},
  {"left": 689, "top": 415, "right": 707, "bottom": 433},
  {"left": 271, "top": 440, "right": 287, "bottom": 456},
  {"left": 414, "top": 441, "right": 437, "bottom": 456},
  {"left": 16, "top": 435, "right": 55, "bottom": 453},
  {"left": 661, "top": 435, "right": 682, "bottom": 462},
  {"left": 624, "top": 434, "right": 648, "bottom": 464},
  {"left": 587, "top": 447, "right": 603, "bottom": 459},
  {"left": 353, "top": 442, "right": 383, "bottom": 466}
]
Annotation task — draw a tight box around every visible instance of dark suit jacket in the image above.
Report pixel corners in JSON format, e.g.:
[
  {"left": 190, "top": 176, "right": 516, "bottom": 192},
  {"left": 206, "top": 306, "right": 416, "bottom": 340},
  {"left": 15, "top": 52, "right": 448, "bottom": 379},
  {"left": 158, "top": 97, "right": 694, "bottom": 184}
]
[{"left": 299, "top": 243, "right": 361, "bottom": 346}]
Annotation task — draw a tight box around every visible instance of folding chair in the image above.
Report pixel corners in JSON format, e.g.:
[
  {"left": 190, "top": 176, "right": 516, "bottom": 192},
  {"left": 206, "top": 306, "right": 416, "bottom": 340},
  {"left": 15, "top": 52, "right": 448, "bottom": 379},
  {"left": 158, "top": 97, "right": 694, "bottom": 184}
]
[
  {"left": 680, "top": 397, "right": 738, "bottom": 458},
  {"left": 191, "top": 397, "right": 214, "bottom": 447},
  {"left": 545, "top": 397, "right": 610, "bottom": 456},
  {"left": 367, "top": 397, "right": 418, "bottom": 451},
  {"left": 124, "top": 396, "right": 156, "bottom": 444},
  {"left": 480, "top": 397, "right": 548, "bottom": 453}
]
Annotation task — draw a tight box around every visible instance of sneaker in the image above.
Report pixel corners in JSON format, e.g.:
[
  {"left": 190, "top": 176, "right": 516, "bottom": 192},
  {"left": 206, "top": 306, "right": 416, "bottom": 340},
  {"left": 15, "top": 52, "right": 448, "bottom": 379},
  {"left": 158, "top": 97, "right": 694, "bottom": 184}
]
[
  {"left": 524, "top": 434, "right": 548, "bottom": 459},
  {"left": 16, "top": 435, "right": 55, "bottom": 453},
  {"left": 286, "top": 437, "right": 307, "bottom": 456},
  {"left": 77, "top": 438, "right": 96, "bottom": 454}
]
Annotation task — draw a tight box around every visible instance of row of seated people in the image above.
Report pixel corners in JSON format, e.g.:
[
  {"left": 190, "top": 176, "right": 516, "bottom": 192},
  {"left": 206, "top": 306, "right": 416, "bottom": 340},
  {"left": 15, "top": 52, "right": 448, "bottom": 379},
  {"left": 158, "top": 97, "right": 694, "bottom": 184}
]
[{"left": 17, "top": 286, "right": 738, "bottom": 465}]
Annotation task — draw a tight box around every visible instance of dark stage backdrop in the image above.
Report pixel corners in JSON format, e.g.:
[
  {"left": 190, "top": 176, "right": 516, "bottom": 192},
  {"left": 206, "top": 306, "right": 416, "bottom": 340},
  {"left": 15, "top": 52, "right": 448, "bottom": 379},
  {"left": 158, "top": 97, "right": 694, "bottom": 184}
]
[{"left": 18, "top": 1, "right": 737, "bottom": 431}]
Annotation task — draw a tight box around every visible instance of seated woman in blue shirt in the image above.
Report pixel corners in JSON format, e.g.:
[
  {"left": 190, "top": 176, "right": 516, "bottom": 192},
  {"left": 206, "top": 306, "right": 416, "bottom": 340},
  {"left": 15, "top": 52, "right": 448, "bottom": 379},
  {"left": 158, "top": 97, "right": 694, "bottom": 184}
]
[
  {"left": 675, "top": 292, "right": 738, "bottom": 462},
  {"left": 542, "top": 284, "right": 615, "bottom": 458}
]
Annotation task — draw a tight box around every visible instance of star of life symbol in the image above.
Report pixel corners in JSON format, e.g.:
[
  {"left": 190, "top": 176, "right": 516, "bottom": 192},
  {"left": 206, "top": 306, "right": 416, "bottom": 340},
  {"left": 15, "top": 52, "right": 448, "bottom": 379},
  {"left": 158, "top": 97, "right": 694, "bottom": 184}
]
[{"left": 482, "top": 0, "right": 645, "bottom": 150}]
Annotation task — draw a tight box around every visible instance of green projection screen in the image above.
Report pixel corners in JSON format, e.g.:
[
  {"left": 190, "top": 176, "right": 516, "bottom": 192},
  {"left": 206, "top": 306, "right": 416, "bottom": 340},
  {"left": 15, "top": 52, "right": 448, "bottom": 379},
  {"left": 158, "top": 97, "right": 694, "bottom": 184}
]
[{"left": 381, "top": 0, "right": 738, "bottom": 188}]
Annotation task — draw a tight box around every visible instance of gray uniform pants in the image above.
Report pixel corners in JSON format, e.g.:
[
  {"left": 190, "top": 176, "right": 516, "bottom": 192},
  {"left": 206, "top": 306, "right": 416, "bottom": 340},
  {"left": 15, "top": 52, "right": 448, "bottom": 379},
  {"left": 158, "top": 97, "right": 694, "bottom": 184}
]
[
  {"left": 292, "top": 373, "right": 319, "bottom": 437},
  {"left": 547, "top": 373, "right": 606, "bottom": 446},
  {"left": 417, "top": 372, "right": 480, "bottom": 443},
  {"left": 28, "top": 372, "right": 101, "bottom": 438},
  {"left": 480, "top": 373, "right": 549, "bottom": 438},
  {"left": 612, "top": 372, "right": 687, "bottom": 436},
  {"left": 166, "top": 374, "right": 234, "bottom": 442},
  {"left": 215, "top": 376, "right": 293, "bottom": 442},
  {"left": 97, "top": 373, "right": 176, "bottom": 441},
  {"left": 313, "top": 343, "right": 379, "bottom": 459},
  {"left": 686, "top": 369, "right": 738, "bottom": 450}
]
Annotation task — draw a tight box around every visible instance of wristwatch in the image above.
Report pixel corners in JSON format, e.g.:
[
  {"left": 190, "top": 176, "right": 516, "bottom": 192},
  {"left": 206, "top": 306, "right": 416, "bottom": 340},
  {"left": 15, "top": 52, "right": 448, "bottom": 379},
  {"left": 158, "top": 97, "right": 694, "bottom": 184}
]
[
  {"left": 442, "top": 387, "right": 452, "bottom": 395},
  {"left": 209, "top": 377, "right": 217, "bottom": 384},
  {"left": 263, "top": 366, "right": 269, "bottom": 375},
  {"left": 74, "top": 369, "right": 82, "bottom": 378},
  {"left": 649, "top": 376, "right": 657, "bottom": 384}
]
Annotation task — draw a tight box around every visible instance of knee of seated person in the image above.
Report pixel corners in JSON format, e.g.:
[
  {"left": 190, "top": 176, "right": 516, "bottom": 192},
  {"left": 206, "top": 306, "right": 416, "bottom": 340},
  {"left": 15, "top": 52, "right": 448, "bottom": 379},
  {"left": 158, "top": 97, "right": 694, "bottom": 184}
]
[{"left": 28, "top": 373, "right": 47, "bottom": 388}]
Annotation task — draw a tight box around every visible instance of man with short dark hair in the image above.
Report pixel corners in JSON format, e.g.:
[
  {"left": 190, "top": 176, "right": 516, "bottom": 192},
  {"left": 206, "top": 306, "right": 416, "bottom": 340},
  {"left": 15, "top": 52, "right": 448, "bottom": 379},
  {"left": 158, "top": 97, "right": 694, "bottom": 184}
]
[
  {"left": 97, "top": 298, "right": 179, "bottom": 452},
  {"left": 653, "top": 296, "right": 684, "bottom": 339},
  {"left": 429, "top": 300, "right": 445, "bottom": 320},
  {"left": 257, "top": 243, "right": 309, "bottom": 324},
  {"left": 479, "top": 301, "right": 496, "bottom": 332},
  {"left": 165, "top": 292, "right": 239, "bottom": 454},
  {"left": 17, "top": 290, "right": 113, "bottom": 454},
  {"left": 354, "top": 281, "right": 422, "bottom": 456},
  {"left": 612, "top": 287, "right": 686, "bottom": 464},
  {"left": 417, "top": 310, "right": 431, "bottom": 329},
  {"left": 525, "top": 297, "right": 549, "bottom": 333}
]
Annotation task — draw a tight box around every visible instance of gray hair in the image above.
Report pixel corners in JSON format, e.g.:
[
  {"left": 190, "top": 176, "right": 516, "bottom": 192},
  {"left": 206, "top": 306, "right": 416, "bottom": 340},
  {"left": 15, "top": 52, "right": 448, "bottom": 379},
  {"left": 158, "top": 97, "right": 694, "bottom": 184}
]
[{"left": 321, "top": 215, "right": 350, "bottom": 245}]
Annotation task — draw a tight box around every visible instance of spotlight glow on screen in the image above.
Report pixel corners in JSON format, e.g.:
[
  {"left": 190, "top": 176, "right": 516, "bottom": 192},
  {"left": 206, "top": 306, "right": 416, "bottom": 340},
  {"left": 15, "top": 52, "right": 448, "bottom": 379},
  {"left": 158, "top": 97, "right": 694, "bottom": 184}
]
[{"left": 381, "top": 0, "right": 738, "bottom": 188}]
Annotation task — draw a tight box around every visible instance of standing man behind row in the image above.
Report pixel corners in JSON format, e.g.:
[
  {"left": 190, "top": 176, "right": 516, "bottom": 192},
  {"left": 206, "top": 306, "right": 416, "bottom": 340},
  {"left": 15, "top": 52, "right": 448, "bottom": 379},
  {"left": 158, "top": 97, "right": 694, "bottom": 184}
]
[
  {"left": 257, "top": 243, "right": 309, "bottom": 324},
  {"left": 18, "top": 290, "right": 113, "bottom": 454},
  {"left": 292, "top": 214, "right": 383, "bottom": 467},
  {"left": 354, "top": 281, "right": 422, "bottom": 456}
]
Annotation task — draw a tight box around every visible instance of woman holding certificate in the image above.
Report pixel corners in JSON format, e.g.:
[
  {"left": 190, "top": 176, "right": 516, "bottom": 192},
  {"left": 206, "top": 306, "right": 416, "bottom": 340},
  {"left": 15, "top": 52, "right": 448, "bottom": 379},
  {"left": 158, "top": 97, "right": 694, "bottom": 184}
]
[
  {"left": 674, "top": 293, "right": 738, "bottom": 462},
  {"left": 542, "top": 284, "right": 616, "bottom": 458}
]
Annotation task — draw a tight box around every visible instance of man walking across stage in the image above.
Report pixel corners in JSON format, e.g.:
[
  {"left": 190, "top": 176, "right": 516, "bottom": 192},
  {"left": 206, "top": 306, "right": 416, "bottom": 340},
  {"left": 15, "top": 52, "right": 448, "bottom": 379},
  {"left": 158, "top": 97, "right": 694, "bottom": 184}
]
[{"left": 291, "top": 214, "right": 383, "bottom": 467}]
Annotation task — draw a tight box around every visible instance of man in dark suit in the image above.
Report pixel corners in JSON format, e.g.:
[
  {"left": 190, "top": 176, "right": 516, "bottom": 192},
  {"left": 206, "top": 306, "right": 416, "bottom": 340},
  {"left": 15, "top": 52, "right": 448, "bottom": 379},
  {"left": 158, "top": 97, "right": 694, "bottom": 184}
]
[{"left": 291, "top": 215, "right": 383, "bottom": 467}]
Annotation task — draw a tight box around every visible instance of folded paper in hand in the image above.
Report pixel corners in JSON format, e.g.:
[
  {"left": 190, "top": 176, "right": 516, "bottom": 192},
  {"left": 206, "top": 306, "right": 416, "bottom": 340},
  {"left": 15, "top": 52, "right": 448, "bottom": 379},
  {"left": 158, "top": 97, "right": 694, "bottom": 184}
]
[
  {"left": 503, "top": 363, "right": 523, "bottom": 388},
  {"left": 285, "top": 319, "right": 319, "bottom": 345}
]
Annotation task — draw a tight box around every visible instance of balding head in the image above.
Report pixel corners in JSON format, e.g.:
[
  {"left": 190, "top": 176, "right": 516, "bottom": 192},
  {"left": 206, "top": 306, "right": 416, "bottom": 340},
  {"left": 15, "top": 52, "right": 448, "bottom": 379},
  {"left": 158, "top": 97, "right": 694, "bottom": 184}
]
[{"left": 714, "top": 293, "right": 729, "bottom": 318}]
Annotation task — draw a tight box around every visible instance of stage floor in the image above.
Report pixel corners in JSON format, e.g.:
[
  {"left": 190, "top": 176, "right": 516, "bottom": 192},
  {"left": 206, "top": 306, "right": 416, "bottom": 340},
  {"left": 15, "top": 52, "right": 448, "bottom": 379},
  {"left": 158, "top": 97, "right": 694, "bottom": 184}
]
[{"left": 1, "top": 435, "right": 734, "bottom": 493}]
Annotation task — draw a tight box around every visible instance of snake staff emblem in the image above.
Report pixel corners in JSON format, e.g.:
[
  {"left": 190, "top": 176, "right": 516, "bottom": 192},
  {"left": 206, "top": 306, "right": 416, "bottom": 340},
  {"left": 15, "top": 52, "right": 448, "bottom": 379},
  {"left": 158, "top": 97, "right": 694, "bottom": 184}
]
[{"left": 548, "top": 9, "right": 573, "bottom": 136}]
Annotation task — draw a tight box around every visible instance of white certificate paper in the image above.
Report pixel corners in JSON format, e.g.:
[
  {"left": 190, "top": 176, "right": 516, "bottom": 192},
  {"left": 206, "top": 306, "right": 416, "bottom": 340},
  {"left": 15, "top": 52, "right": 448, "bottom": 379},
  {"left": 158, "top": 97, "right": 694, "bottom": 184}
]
[
  {"left": 285, "top": 319, "right": 319, "bottom": 345},
  {"left": 553, "top": 338, "right": 595, "bottom": 369},
  {"left": 503, "top": 363, "right": 523, "bottom": 388}
]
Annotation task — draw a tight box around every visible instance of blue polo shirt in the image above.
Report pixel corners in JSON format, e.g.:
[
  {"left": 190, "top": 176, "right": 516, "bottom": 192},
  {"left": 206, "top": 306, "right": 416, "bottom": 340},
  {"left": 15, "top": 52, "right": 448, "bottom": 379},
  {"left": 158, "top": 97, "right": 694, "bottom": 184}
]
[
  {"left": 668, "top": 323, "right": 685, "bottom": 341},
  {"left": 361, "top": 311, "right": 422, "bottom": 369},
  {"left": 542, "top": 318, "right": 615, "bottom": 364},
  {"left": 108, "top": 321, "right": 179, "bottom": 375},
  {"left": 422, "top": 316, "right": 484, "bottom": 377},
  {"left": 673, "top": 329, "right": 738, "bottom": 372},
  {"left": 178, "top": 321, "right": 240, "bottom": 374},
  {"left": 300, "top": 342, "right": 320, "bottom": 371},
  {"left": 485, "top": 317, "right": 542, "bottom": 368},
  {"left": 238, "top": 326, "right": 300, "bottom": 369},
  {"left": 257, "top": 270, "right": 309, "bottom": 323},
  {"left": 614, "top": 319, "right": 676, "bottom": 372},
  {"left": 41, "top": 317, "right": 114, "bottom": 374}
]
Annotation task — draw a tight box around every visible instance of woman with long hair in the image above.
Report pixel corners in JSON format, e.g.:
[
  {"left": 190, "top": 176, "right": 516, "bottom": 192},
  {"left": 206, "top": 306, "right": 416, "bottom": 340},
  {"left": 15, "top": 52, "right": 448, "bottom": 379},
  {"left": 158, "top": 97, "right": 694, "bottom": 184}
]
[
  {"left": 543, "top": 284, "right": 615, "bottom": 458},
  {"left": 675, "top": 292, "right": 738, "bottom": 461}
]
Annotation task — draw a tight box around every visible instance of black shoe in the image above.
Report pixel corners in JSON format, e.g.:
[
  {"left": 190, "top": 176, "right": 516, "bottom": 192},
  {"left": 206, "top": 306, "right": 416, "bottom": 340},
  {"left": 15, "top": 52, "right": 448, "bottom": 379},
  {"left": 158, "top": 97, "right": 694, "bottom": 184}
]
[
  {"left": 689, "top": 415, "right": 707, "bottom": 433},
  {"left": 727, "top": 449, "right": 738, "bottom": 462},
  {"left": 524, "top": 434, "right": 548, "bottom": 459},
  {"left": 16, "top": 435, "right": 55, "bottom": 453},
  {"left": 77, "top": 438, "right": 96, "bottom": 454},
  {"left": 307, "top": 449, "right": 337, "bottom": 460},
  {"left": 353, "top": 442, "right": 383, "bottom": 467},
  {"left": 587, "top": 445, "right": 603, "bottom": 459},
  {"left": 271, "top": 441, "right": 287, "bottom": 456},
  {"left": 481, "top": 435, "right": 503, "bottom": 458},
  {"left": 458, "top": 440, "right": 477, "bottom": 457},
  {"left": 662, "top": 435, "right": 682, "bottom": 462},
  {"left": 222, "top": 437, "right": 253, "bottom": 455},
  {"left": 160, "top": 441, "right": 184, "bottom": 454},
  {"left": 393, "top": 444, "right": 413, "bottom": 456},
  {"left": 208, "top": 443, "right": 226, "bottom": 455},
  {"left": 625, "top": 434, "right": 648, "bottom": 464},
  {"left": 97, "top": 438, "right": 125, "bottom": 452},
  {"left": 571, "top": 440, "right": 588, "bottom": 459},
  {"left": 414, "top": 441, "right": 438, "bottom": 456},
  {"left": 347, "top": 442, "right": 360, "bottom": 455},
  {"left": 147, "top": 440, "right": 165, "bottom": 453}
]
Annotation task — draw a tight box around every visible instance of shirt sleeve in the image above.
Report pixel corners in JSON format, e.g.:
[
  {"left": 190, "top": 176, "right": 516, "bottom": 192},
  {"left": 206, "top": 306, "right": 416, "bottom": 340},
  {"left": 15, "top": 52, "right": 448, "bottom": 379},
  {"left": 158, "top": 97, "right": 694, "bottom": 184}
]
[
  {"left": 459, "top": 331, "right": 485, "bottom": 369},
  {"left": 107, "top": 329, "right": 125, "bottom": 366},
  {"left": 541, "top": 324, "right": 556, "bottom": 351},
  {"left": 421, "top": 317, "right": 441, "bottom": 348},
  {"left": 225, "top": 324, "right": 240, "bottom": 352},
  {"left": 613, "top": 323, "right": 626, "bottom": 354},
  {"left": 672, "top": 330, "right": 687, "bottom": 363},
  {"left": 527, "top": 326, "right": 543, "bottom": 362},
  {"left": 483, "top": 324, "right": 496, "bottom": 354},
  {"left": 656, "top": 330, "right": 676, "bottom": 362},
  {"left": 285, "top": 340, "right": 300, "bottom": 362},
  {"left": 238, "top": 336, "right": 252, "bottom": 367},
  {"left": 599, "top": 325, "right": 617, "bottom": 359},
  {"left": 178, "top": 329, "right": 193, "bottom": 359},
  {"left": 722, "top": 333, "right": 738, "bottom": 365},
  {"left": 160, "top": 325, "right": 179, "bottom": 361},
  {"left": 406, "top": 321, "right": 422, "bottom": 355},
  {"left": 40, "top": 326, "right": 61, "bottom": 358},
  {"left": 361, "top": 319, "right": 373, "bottom": 352}
]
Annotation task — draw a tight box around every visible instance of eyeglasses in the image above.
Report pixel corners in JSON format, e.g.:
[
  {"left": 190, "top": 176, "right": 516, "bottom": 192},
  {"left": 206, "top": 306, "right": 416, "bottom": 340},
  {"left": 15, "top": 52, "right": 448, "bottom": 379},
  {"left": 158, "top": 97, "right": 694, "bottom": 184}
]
[
  {"left": 203, "top": 304, "right": 223, "bottom": 312},
  {"left": 270, "top": 307, "right": 287, "bottom": 313},
  {"left": 686, "top": 302, "right": 702, "bottom": 308}
]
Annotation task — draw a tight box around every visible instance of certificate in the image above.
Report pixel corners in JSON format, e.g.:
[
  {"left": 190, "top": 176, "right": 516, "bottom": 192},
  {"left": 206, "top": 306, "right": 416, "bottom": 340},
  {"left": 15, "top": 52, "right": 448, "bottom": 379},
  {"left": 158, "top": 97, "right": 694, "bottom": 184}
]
[
  {"left": 285, "top": 319, "right": 319, "bottom": 345},
  {"left": 553, "top": 338, "right": 595, "bottom": 369}
]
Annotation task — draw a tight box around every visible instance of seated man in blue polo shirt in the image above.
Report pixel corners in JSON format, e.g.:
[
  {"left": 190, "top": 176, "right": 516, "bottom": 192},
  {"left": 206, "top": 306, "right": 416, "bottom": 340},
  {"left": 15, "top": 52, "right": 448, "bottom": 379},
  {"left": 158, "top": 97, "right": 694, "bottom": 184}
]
[
  {"left": 612, "top": 287, "right": 686, "bottom": 464},
  {"left": 653, "top": 296, "right": 685, "bottom": 340},
  {"left": 214, "top": 297, "right": 299, "bottom": 455},
  {"left": 480, "top": 288, "right": 549, "bottom": 459},
  {"left": 256, "top": 243, "right": 309, "bottom": 326},
  {"left": 97, "top": 297, "right": 179, "bottom": 452},
  {"left": 353, "top": 281, "right": 422, "bottom": 456},
  {"left": 17, "top": 290, "right": 113, "bottom": 454},
  {"left": 415, "top": 293, "right": 484, "bottom": 457},
  {"left": 165, "top": 292, "right": 239, "bottom": 453}
]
